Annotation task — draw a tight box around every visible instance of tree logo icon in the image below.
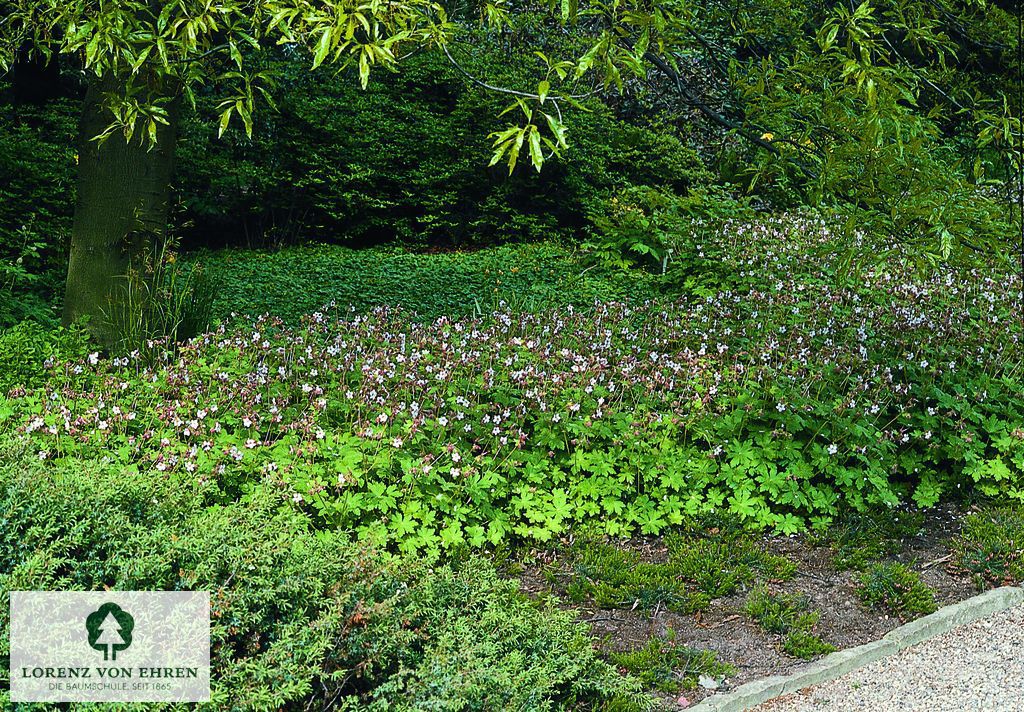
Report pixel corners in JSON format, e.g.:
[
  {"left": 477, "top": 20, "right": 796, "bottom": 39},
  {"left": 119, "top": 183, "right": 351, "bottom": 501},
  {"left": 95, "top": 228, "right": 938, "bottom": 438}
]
[{"left": 85, "top": 602, "right": 134, "bottom": 661}]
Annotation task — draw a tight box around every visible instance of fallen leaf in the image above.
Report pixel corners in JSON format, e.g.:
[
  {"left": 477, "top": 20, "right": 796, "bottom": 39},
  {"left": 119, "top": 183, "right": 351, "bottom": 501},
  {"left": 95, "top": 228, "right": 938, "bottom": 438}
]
[{"left": 698, "top": 674, "right": 720, "bottom": 690}]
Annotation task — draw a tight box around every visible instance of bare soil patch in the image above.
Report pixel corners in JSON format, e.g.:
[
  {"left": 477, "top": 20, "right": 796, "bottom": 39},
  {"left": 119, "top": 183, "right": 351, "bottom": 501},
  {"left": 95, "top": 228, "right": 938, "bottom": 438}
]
[{"left": 514, "top": 505, "right": 982, "bottom": 706}]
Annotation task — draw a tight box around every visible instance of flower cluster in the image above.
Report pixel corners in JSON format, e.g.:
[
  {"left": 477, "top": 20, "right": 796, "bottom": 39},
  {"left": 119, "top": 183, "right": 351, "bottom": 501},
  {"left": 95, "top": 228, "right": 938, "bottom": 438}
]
[{"left": 7, "top": 215, "right": 1022, "bottom": 550}]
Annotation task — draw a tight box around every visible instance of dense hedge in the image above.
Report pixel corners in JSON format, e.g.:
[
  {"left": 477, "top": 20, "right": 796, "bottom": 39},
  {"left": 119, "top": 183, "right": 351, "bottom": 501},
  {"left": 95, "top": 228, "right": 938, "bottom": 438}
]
[
  {"left": 0, "top": 320, "right": 90, "bottom": 392},
  {"left": 0, "top": 441, "right": 645, "bottom": 711},
  {"left": 199, "top": 242, "right": 665, "bottom": 323},
  {"left": 0, "top": 93, "right": 77, "bottom": 326}
]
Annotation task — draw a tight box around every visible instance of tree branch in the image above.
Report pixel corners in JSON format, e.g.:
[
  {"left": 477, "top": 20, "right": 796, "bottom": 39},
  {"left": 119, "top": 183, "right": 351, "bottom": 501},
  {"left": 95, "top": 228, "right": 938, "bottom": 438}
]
[
  {"left": 440, "top": 43, "right": 595, "bottom": 104},
  {"left": 641, "top": 50, "right": 822, "bottom": 180}
]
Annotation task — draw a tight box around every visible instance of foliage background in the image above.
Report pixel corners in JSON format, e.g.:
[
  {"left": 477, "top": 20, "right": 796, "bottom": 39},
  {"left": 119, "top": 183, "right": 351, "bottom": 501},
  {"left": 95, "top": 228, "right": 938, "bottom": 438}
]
[{"left": 0, "top": 42, "right": 711, "bottom": 328}]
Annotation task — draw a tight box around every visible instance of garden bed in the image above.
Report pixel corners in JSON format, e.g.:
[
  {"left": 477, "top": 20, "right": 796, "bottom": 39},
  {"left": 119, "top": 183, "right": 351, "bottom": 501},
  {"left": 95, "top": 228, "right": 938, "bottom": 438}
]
[
  {"left": 2, "top": 216, "right": 1021, "bottom": 710},
  {"left": 514, "top": 504, "right": 996, "bottom": 706}
]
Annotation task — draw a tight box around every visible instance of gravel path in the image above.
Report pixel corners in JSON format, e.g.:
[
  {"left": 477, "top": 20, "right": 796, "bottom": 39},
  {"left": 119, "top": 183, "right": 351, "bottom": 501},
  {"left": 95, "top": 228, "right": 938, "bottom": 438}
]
[{"left": 754, "top": 603, "right": 1024, "bottom": 712}]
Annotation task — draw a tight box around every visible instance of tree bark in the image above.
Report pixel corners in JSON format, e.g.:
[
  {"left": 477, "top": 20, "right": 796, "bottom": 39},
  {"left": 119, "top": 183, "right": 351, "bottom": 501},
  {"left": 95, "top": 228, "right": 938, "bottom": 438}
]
[{"left": 63, "top": 76, "right": 180, "bottom": 345}]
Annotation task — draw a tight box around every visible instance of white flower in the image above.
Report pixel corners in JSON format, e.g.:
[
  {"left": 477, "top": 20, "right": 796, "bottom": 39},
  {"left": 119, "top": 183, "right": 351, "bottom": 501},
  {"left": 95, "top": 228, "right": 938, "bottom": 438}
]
[{"left": 827, "top": 444, "right": 838, "bottom": 455}]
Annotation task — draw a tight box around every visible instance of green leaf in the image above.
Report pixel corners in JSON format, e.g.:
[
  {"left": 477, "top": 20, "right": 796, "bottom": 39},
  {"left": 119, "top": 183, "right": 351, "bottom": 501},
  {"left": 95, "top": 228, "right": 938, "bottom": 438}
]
[
  {"left": 528, "top": 126, "right": 543, "bottom": 171},
  {"left": 229, "top": 41, "right": 242, "bottom": 69},
  {"left": 359, "top": 50, "right": 370, "bottom": 89},
  {"left": 542, "top": 113, "right": 567, "bottom": 149},
  {"left": 506, "top": 128, "right": 525, "bottom": 174},
  {"left": 313, "top": 28, "right": 332, "bottom": 69},
  {"left": 218, "top": 107, "right": 233, "bottom": 137}
]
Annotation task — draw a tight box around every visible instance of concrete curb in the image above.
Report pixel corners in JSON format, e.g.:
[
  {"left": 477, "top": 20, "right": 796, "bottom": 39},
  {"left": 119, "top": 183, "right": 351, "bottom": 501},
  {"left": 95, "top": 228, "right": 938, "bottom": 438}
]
[{"left": 688, "top": 586, "right": 1024, "bottom": 712}]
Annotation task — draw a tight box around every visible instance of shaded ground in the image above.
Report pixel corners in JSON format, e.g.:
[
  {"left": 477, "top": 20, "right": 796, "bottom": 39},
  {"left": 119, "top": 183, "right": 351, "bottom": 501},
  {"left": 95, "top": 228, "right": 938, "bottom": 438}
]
[{"left": 512, "top": 505, "right": 983, "bottom": 707}]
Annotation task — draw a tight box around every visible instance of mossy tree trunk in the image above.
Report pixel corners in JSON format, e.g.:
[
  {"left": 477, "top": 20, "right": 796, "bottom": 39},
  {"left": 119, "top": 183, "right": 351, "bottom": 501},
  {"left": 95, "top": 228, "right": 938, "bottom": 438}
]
[{"left": 63, "top": 76, "right": 180, "bottom": 345}]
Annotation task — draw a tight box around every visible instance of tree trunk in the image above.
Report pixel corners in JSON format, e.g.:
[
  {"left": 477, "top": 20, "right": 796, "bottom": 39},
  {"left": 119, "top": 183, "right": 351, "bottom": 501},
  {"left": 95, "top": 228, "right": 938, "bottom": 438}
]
[{"left": 63, "top": 76, "right": 180, "bottom": 345}]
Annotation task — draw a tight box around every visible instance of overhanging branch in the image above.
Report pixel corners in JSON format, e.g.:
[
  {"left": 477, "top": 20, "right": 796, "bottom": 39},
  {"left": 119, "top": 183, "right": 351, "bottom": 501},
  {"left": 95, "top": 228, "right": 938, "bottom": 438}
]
[{"left": 641, "top": 50, "right": 822, "bottom": 180}]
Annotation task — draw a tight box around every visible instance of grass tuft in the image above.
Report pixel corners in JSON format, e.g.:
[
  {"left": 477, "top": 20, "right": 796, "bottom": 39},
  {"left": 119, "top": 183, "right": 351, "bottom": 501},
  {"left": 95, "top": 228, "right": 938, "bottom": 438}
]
[
  {"left": 856, "top": 562, "right": 937, "bottom": 618},
  {"left": 744, "top": 586, "right": 835, "bottom": 660}
]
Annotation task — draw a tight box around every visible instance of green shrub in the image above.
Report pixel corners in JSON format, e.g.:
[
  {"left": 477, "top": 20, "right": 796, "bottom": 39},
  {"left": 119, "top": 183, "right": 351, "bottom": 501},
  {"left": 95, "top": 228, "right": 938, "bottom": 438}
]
[
  {"left": 174, "top": 48, "right": 708, "bottom": 250},
  {"left": 951, "top": 507, "right": 1024, "bottom": 589},
  {"left": 609, "top": 634, "right": 733, "bottom": 694},
  {"left": 0, "top": 441, "right": 646, "bottom": 711},
  {"left": 0, "top": 442, "right": 362, "bottom": 709},
  {"left": 561, "top": 537, "right": 705, "bottom": 614},
  {"left": 556, "top": 529, "right": 796, "bottom": 614},
  {"left": 855, "top": 562, "right": 937, "bottom": 619},
  {"left": 744, "top": 588, "right": 811, "bottom": 635},
  {"left": 782, "top": 629, "right": 836, "bottom": 659},
  {"left": 667, "top": 530, "right": 797, "bottom": 597},
  {"left": 364, "top": 560, "right": 648, "bottom": 711},
  {"left": 583, "top": 184, "right": 752, "bottom": 288}
]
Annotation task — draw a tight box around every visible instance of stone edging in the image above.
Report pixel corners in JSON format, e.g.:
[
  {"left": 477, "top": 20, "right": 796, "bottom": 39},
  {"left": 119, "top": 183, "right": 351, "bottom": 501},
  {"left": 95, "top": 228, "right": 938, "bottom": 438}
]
[{"left": 688, "top": 585, "right": 1024, "bottom": 712}]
